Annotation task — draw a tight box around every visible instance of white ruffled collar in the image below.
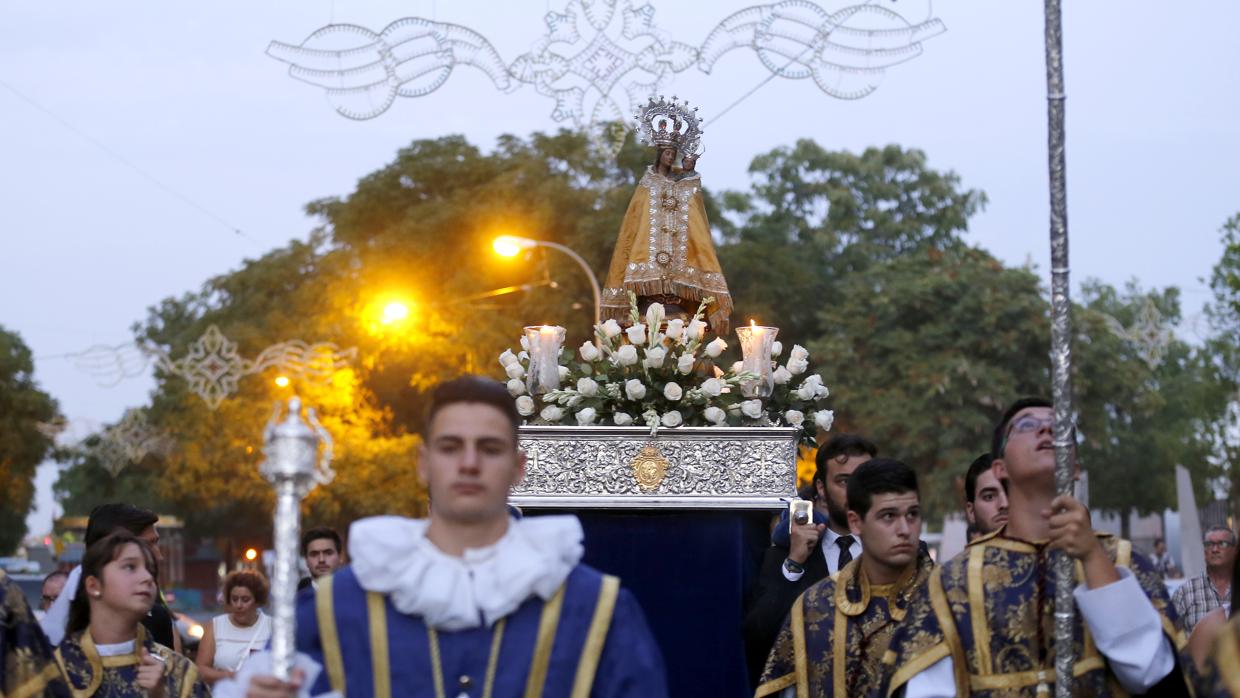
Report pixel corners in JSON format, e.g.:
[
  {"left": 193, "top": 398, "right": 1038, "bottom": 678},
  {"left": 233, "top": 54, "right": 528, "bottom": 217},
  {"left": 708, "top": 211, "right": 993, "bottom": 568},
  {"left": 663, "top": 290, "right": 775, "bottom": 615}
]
[{"left": 348, "top": 515, "right": 583, "bottom": 631}]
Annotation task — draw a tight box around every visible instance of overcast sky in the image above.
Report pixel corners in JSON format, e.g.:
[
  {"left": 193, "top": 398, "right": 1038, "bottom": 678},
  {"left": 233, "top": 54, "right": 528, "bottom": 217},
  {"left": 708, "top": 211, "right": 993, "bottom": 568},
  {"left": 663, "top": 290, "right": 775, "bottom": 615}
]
[{"left": 4, "top": 1, "right": 1238, "bottom": 538}]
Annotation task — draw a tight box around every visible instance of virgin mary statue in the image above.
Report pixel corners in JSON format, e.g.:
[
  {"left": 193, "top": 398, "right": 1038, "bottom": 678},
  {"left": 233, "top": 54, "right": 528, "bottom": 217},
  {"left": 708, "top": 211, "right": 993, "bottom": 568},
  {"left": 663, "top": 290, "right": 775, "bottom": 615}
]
[{"left": 602, "top": 97, "right": 733, "bottom": 333}]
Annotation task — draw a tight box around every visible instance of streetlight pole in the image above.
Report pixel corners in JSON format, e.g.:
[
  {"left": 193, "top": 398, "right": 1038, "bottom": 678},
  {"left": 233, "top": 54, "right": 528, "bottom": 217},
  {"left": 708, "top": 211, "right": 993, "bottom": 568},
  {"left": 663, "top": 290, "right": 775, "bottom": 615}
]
[{"left": 493, "top": 235, "right": 602, "bottom": 327}]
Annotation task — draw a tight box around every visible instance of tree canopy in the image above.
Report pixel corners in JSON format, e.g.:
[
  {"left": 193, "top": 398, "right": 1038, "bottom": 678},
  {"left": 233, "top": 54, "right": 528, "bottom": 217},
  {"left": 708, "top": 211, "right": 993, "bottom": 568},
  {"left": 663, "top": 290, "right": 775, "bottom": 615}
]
[{"left": 0, "top": 325, "right": 60, "bottom": 553}]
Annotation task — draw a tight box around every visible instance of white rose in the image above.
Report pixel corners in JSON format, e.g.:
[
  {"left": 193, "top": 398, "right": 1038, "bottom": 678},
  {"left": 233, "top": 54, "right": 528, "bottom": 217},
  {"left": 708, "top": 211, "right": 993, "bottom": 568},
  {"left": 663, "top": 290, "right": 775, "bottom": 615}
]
[
  {"left": 580, "top": 341, "right": 600, "bottom": 362},
  {"left": 705, "top": 337, "right": 727, "bottom": 358},
  {"left": 539, "top": 405, "right": 564, "bottom": 422},
  {"left": 518, "top": 351, "right": 529, "bottom": 362},
  {"left": 557, "top": 366, "right": 569, "bottom": 381},
  {"left": 626, "top": 323, "right": 647, "bottom": 346},
  {"left": 499, "top": 349, "right": 518, "bottom": 367},
  {"left": 786, "top": 358, "right": 808, "bottom": 376},
  {"left": 576, "top": 377, "right": 599, "bottom": 397},
  {"left": 613, "top": 412, "right": 633, "bottom": 426},
  {"left": 686, "top": 319, "right": 706, "bottom": 341},
  {"left": 625, "top": 379, "right": 647, "bottom": 400},
  {"left": 665, "top": 318, "right": 685, "bottom": 341},
  {"left": 661, "top": 410, "right": 683, "bottom": 427},
  {"left": 784, "top": 409, "right": 804, "bottom": 427},
  {"left": 790, "top": 344, "right": 809, "bottom": 362},
  {"left": 505, "top": 363, "right": 525, "bottom": 380},
  {"left": 741, "top": 399, "right": 764, "bottom": 419},
  {"left": 814, "top": 410, "right": 835, "bottom": 432},
  {"left": 645, "top": 346, "right": 667, "bottom": 369},
  {"left": 704, "top": 406, "right": 727, "bottom": 425},
  {"left": 575, "top": 407, "right": 598, "bottom": 426},
  {"left": 773, "top": 366, "right": 792, "bottom": 385},
  {"left": 520, "top": 336, "right": 530, "bottom": 352},
  {"left": 795, "top": 379, "right": 817, "bottom": 401},
  {"left": 506, "top": 378, "right": 526, "bottom": 397},
  {"left": 771, "top": 341, "right": 783, "bottom": 358},
  {"left": 515, "top": 396, "right": 535, "bottom": 416},
  {"left": 601, "top": 319, "right": 623, "bottom": 338},
  {"left": 806, "top": 374, "right": 830, "bottom": 399},
  {"left": 616, "top": 345, "right": 639, "bottom": 366},
  {"left": 700, "top": 378, "right": 724, "bottom": 397},
  {"left": 663, "top": 382, "right": 683, "bottom": 401},
  {"left": 676, "top": 353, "right": 696, "bottom": 374},
  {"left": 730, "top": 361, "right": 743, "bottom": 375}
]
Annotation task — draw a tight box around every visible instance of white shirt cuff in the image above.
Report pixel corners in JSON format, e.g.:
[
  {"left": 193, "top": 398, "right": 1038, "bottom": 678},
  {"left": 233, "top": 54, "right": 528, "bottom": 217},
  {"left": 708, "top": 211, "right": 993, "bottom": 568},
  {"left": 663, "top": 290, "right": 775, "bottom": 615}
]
[
  {"left": 780, "top": 560, "right": 805, "bottom": 582},
  {"left": 1074, "top": 567, "right": 1175, "bottom": 693},
  {"left": 904, "top": 655, "right": 956, "bottom": 698}
]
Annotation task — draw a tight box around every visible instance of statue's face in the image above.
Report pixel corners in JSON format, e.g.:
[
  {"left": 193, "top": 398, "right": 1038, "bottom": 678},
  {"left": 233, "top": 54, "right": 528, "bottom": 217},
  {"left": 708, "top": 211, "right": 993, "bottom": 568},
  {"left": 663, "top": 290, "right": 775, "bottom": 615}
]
[
  {"left": 659, "top": 148, "right": 675, "bottom": 166},
  {"left": 682, "top": 155, "right": 698, "bottom": 170}
]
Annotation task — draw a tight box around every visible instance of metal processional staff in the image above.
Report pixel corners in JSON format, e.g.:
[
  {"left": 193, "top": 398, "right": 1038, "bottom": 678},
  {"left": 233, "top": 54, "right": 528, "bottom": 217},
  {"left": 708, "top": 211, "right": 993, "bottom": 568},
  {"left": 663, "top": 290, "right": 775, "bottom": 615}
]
[
  {"left": 1042, "top": 1, "right": 1077, "bottom": 695},
  {"left": 260, "top": 397, "right": 335, "bottom": 681}
]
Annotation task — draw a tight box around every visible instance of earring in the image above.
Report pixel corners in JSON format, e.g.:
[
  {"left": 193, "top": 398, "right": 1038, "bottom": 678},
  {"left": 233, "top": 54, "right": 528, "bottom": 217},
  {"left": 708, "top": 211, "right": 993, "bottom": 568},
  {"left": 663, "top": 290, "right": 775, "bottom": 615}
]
[{"left": 93, "top": 591, "right": 102, "bottom": 598}]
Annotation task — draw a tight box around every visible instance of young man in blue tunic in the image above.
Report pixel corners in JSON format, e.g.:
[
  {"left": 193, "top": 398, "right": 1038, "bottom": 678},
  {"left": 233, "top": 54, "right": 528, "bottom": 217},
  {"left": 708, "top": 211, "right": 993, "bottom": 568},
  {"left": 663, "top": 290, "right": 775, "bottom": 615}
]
[
  {"left": 754, "top": 458, "right": 935, "bottom": 697},
  {"left": 236, "top": 374, "right": 668, "bottom": 698},
  {"left": 880, "top": 397, "right": 1194, "bottom": 697}
]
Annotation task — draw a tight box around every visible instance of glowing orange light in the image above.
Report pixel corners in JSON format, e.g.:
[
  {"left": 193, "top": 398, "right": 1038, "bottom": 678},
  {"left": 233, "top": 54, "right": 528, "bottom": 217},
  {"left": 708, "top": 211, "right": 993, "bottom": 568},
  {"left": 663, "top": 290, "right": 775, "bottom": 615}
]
[
  {"left": 244, "top": 548, "right": 258, "bottom": 561},
  {"left": 380, "top": 301, "right": 410, "bottom": 325},
  {"left": 492, "top": 236, "right": 525, "bottom": 258},
  {"left": 274, "top": 375, "right": 290, "bottom": 388}
]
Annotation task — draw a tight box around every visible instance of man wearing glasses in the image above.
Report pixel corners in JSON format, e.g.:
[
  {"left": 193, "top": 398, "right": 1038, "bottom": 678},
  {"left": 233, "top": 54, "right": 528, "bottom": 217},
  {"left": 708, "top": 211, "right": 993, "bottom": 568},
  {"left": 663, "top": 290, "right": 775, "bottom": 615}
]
[
  {"left": 882, "top": 397, "right": 1193, "bottom": 696},
  {"left": 1173, "top": 525, "right": 1236, "bottom": 632}
]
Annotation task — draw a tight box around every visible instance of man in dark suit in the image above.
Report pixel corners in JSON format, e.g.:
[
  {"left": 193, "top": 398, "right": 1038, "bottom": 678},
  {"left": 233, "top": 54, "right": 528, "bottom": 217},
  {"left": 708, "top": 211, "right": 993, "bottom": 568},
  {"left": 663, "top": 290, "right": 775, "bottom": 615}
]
[
  {"left": 742, "top": 434, "right": 877, "bottom": 685},
  {"left": 297, "top": 526, "right": 344, "bottom": 591}
]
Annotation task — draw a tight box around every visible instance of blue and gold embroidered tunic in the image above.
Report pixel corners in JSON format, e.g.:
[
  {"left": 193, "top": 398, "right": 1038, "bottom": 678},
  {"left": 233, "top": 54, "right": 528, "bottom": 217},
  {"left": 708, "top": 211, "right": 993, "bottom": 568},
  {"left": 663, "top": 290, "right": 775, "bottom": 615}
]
[
  {"left": 880, "top": 530, "right": 1193, "bottom": 697},
  {"left": 1200, "top": 614, "right": 1240, "bottom": 696},
  {"left": 54, "top": 627, "right": 208, "bottom": 698},
  {"left": 754, "top": 549, "right": 934, "bottom": 698},
  {"left": 297, "top": 564, "right": 667, "bottom": 698},
  {"left": 1, "top": 569, "right": 67, "bottom": 697}
]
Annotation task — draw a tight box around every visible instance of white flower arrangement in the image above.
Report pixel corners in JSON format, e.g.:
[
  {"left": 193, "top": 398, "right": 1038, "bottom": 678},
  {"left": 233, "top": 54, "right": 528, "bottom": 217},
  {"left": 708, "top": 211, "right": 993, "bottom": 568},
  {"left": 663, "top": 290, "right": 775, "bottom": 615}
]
[{"left": 499, "top": 293, "right": 833, "bottom": 444}]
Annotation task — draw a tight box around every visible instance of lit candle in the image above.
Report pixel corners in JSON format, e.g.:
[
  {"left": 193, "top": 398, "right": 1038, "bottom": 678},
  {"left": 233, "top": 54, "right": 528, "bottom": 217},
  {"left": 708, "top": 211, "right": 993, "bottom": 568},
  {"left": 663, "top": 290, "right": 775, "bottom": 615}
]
[
  {"left": 524, "top": 325, "right": 565, "bottom": 395},
  {"left": 735, "top": 320, "right": 779, "bottom": 398}
]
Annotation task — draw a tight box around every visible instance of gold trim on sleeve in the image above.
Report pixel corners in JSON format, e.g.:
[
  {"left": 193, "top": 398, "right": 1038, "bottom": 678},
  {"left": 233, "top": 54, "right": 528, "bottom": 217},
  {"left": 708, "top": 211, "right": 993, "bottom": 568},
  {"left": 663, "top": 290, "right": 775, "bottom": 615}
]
[
  {"left": 967, "top": 656, "right": 1105, "bottom": 690},
  {"left": 367, "top": 592, "right": 391, "bottom": 698},
  {"left": 928, "top": 569, "right": 969, "bottom": 697},
  {"left": 570, "top": 575, "right": 620, "bottom": 698},
  {"left": 791, "top": 594, "right": 809, "bottom": 698},
  {"left": 832, "top": 600, "right": 848, "bottom": 698},
  {"left": 315, "top": 575, "right": 346, "bottom": 694},
  {"left": 9, "top": 662, "right": 63, "bottom": 698},
  {"left": 524, "top": 584, "right": 566, "bottom": 698},
  {"left": 753, "top": 673, "right": 797, "bottom": 697},
  {"left": 966, "top": 545, "right": 992, "bottom": 676}
]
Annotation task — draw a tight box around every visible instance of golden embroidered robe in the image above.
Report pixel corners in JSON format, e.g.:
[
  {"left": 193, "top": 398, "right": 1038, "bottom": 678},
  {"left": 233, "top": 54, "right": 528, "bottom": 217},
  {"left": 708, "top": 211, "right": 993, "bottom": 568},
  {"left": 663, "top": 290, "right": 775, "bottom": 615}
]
[
  {"left": 880, "top": 530, "right": 1194, "bottom": 697},
  {"left": 755, "top": 549, "right": 935, "bottom": 697},
  {"left": 54, "top": 627, "right": 208, "bottom": 698},
  {"left": 1, "top": 569, "right": 67, "bottom": 697},
  {"left": 1200, "top": 614, "right": 1240, "bottom": 696},
  {"left": 602, "top": 167, "right": 732, "bottom": 332}
]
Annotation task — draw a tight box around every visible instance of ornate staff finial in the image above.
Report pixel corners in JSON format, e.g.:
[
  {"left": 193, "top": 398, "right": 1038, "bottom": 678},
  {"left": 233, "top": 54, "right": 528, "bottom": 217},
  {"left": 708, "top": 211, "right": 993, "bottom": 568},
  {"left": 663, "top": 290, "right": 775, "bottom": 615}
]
[{"left": 260, "top": 397, "right": 334, "bottom": 680}]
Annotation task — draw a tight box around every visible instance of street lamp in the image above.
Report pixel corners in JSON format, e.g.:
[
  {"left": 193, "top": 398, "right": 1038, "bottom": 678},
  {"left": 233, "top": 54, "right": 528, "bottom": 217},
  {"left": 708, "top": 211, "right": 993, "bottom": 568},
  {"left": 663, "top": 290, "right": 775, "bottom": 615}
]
[{"left": 493, "top": 235, "right": 602, "bottom": 327}]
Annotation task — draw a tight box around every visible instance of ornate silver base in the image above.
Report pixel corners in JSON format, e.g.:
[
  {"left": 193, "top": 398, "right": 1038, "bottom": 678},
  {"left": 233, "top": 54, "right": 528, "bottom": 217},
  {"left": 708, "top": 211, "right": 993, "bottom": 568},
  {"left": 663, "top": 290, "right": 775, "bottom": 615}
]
[{"left": 512, "top": 425, "right": 799, "bottom": 510}]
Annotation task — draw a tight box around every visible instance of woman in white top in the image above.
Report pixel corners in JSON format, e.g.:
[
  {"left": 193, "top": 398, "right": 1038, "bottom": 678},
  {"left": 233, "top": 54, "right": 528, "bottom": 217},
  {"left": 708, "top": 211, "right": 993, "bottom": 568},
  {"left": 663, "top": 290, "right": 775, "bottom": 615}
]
[{"left": 196, "top": 569, "right": 272, "bottom": 684}]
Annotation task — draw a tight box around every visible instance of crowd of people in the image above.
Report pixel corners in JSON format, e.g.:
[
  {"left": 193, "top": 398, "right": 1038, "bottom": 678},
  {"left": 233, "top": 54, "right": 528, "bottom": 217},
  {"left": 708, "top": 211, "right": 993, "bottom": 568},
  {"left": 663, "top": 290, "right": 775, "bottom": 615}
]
[{"left": 4, "top": 376, "right": 1240, "bottom": 696}]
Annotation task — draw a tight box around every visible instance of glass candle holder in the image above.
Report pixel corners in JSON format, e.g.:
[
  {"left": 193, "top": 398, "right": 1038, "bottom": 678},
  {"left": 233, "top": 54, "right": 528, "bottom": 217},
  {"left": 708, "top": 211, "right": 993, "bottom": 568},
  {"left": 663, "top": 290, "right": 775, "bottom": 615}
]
[
  {"left": 524, "top": 325, "right": 565, "bottom": 395},
  {"left": 735, "top": 323, "right": 779, "bottom": 398}
]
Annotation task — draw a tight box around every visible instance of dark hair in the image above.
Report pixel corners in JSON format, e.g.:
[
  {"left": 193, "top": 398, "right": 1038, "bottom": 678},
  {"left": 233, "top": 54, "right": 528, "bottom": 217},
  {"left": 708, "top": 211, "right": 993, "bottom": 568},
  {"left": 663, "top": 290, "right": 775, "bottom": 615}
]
[
  {"left": 814, "top": 434, "right": 878, "bottom": 486},
  {"left": 991, "top": 397, "right": 1053, "bottom": 457},
  {"left": 964, "top": 453, "right": 995, "bottom": 503},
  {"left": 68, "top": 531, "right": 158, "bottom": 633},
  {"left": 43, "top": 570, "right": 69, "bottom": 586},
  {"left": 1154, "top": 537, "right": 1165, "bottom": 547},
  {"left": 223, "top": 569, "right": 270, "bottom": 607},
  {"left": 301, "top": 526, "right": 342, "bottom": 557},
  {"left": 846, "top": 458, "right": 919, "bottom": 519},
  {"left": 423, "top": 375, "right": 520, "bottom": 440},
  {"left": 84, "top": 503, "right": 159, "bottom": 546}
]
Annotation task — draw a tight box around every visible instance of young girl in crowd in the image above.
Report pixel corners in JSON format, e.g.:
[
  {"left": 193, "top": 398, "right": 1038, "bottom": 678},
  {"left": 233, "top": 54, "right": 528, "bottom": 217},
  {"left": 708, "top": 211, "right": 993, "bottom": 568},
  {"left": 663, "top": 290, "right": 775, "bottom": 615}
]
[{"left": 57, "top": 531, "right": 209, "bottom": 697}]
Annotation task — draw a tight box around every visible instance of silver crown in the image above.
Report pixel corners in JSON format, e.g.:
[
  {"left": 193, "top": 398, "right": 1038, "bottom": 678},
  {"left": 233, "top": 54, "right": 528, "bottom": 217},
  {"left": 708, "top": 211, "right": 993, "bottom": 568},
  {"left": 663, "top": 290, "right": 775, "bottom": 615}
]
[{"left": 634, "top": 95, "right": 703, "bottom": 155}]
